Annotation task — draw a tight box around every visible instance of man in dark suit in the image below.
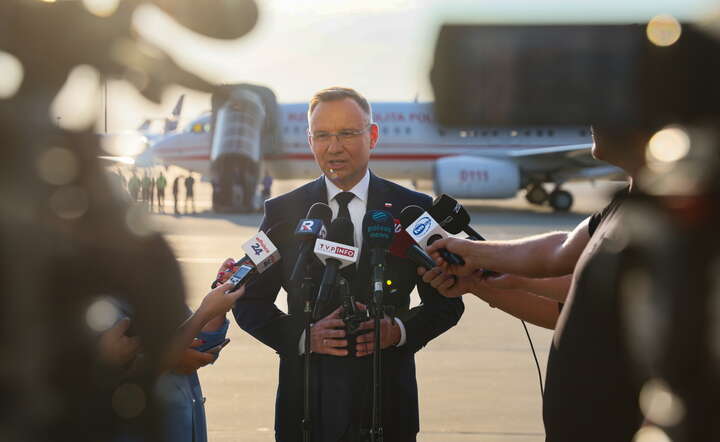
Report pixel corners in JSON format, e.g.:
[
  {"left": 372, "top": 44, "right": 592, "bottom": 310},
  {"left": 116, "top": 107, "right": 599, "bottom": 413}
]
[{"left": 233, "top": 87, "right": 464, "bottom": 442}]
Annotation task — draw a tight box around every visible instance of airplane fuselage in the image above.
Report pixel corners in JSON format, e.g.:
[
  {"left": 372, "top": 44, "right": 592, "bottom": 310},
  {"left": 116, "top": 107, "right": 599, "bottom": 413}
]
[{"left": 150, "top": 102, "right": 594, "bottom": 182}]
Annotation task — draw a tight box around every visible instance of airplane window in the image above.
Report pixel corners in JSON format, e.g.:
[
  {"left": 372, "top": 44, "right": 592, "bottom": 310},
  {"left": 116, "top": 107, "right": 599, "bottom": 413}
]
[
  {"left": 492, "top": 130, "right": 498, "bottom": 136},
  {"left": 481, "top": 130, "right": 488, "bottom": 136},
  {"left": 283, "top": 127, "right": 288, "bottom": 133},
  {"left": 405, "top": 127, "right": 411, "bottom": 134},
  {"left": 524, "top": 130, "right": 532, "bottom": 136},
  {"left": 460, "top": 130, "right": 467, "bottom": 138},
  {"left": 293, "top": 126, "right": 299, "bottom": 134},
  {"left": 394, "top": 127, "right": 400, "bottom": 135},
  {"left": 438, "top": 129, "right": 446, "bottom": 136},
  {"left": 579, "top": 129, "right": 587, "bottom": 137},
  {"left": 548, "top": 129, "right": 555, "bottom": 136},
  {"left": 537, "top": 129, "right": 543, "bottom": 136},
  {"left": 382, "top": 127, "right": 388, "bottom": 135},
  {"left": 510, "top": 130, "right": 518, "bottom": 137}
]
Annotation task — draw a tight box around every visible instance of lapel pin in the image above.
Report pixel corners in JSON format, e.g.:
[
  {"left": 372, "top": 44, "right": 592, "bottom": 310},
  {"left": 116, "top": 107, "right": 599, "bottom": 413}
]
[{"left": 384, "top": 202, "right": 392, "bottom": 208}]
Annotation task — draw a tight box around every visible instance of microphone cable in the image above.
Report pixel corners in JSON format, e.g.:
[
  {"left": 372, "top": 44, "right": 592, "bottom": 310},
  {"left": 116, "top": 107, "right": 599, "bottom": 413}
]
[{"left": 519, "top": 320, "right": 544, "bottom": 400}]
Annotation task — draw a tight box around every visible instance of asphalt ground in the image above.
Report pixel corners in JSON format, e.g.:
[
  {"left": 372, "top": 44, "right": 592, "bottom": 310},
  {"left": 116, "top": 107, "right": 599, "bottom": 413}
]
[{"left": 144, "top": 175, "right": 625, "bottom": 442}]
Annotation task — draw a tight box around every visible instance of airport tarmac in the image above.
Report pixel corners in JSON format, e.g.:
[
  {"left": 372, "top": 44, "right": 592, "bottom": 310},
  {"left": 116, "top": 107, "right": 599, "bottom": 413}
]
[{"left": 148, "top": 178, "right": 625, "bottom": 442}]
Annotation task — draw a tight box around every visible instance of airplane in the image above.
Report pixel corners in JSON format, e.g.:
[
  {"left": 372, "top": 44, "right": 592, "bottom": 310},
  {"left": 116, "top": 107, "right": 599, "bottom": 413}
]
[
  {"left": 140, "top": 84, "right": 620, "bottom": 213},
  {"left": 99, "top": 95, "right": 186, "bottom": 163}
]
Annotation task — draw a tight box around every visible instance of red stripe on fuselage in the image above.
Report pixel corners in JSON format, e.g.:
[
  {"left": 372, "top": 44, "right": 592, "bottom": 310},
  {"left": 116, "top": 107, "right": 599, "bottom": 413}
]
[{"left": 153, "top": 142, "right": 563, "bottom": 156}]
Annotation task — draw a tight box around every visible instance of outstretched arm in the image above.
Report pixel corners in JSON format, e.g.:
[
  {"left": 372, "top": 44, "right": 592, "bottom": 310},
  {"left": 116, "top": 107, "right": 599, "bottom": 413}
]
[{"left": 427, "top": 217, "right": 591, "bottom": 278}]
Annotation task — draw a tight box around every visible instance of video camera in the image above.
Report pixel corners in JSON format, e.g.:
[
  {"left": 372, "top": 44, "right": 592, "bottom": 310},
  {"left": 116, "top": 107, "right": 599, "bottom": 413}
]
[{"left": 430, "top": 19, "right": 720, "bottom": 441}]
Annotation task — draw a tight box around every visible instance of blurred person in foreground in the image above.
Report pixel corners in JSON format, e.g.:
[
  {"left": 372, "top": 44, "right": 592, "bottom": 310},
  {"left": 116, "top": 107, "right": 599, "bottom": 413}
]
[
  {"left": 233, "top": 87, "right": 464, "bottom": 442},
  {"left": 100, "top": 278, "right": 244, "bottom": 442},
  {"left": 421, "top": 128, "right": 650, "bottom": 442}
]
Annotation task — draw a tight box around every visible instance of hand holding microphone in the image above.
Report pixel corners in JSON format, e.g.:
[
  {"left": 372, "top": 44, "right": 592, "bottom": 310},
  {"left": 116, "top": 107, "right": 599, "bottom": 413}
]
[
  {"left": 400, "top": 205, "right": 465, "bottom": 266},
  {"left": 211, "top": 221, "right": 289, "bottom": 290},
  {"left": 425, "top": 236, "right": 489, "bottom": 276}
]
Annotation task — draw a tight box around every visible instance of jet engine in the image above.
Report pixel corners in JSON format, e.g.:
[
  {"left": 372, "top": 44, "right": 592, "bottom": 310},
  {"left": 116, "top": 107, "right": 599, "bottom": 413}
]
[
  {"left": 210, "top": 84, "right": 280, "bottom": 212},
  {"left": 433, "top": 156, "right": 520, "bottom": 198}
]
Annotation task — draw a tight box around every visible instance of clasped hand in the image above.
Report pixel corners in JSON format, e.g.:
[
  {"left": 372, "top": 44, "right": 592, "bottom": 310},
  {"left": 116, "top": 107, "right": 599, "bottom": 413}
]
[{"left": 310, "top": 304, "right": 400, "bottom": 357}]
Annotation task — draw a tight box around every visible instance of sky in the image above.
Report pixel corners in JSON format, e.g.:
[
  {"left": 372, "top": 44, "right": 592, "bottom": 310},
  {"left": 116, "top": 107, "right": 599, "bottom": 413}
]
[{"left": 91, "top": 0, "right": 719, "bottom": 132}]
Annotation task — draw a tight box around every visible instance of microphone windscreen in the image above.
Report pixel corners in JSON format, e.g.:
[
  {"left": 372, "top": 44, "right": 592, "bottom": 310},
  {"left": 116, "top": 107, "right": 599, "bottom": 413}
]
[
  {"left": 399, "top": 205, "right": 425, "bottom": 229},
  {"left": 389, "top": 228, "right": 415, "bottom": 258},
  {"left": 306, "top": 202, "right": 332, "bottom": 226},
  {"left": 326, "top": 217, "right": 355, "bottom": 246},
  {"left": 428, "top": 194, "right": 470, "bottom": 234},
  {"left": 362, "top": 210, "right": 395, "bottom": 250}
]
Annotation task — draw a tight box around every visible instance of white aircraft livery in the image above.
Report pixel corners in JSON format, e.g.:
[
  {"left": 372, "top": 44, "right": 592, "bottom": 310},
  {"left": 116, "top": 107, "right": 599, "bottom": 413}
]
[{"left": 140, "top": 84, "right": 618, "bottom": 213}]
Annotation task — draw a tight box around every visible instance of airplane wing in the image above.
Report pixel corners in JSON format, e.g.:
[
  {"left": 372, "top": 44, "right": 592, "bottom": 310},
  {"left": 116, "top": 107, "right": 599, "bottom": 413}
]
[
  {"left": 506, "top": 142, "right": 625, "bottom": 181},
  {"left": 506, "top": 143, "right": 593, "bottom": 158}
]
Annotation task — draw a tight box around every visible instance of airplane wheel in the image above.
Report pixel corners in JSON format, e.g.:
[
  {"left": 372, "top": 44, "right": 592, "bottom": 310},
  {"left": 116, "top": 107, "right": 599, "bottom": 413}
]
[
  {"left": 549, "top": 189, "right": 573, "bottom": 212},
  {"left": 525, "top": 184, "right": 549, "bottom": 205}
]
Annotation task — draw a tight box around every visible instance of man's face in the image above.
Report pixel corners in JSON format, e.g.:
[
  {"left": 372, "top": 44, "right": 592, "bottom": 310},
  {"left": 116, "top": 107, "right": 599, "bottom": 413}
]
[{"left": 308, "top": 98, "right": 378, "bottom": 190}]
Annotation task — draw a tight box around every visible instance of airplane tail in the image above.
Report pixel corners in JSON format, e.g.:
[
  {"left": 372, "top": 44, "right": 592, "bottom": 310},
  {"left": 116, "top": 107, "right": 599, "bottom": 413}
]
[
  {"left": 136, "top": 119, "right": 152, "bottom": 133},
  {"left": 163, "top": 94, "right": 185, "bottom": 133}
]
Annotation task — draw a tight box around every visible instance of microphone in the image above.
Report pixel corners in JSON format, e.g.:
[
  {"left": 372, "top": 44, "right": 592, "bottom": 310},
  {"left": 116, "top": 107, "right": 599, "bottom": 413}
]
[
  {"left": 362, "top": 210, "right": 395, "bottom": 298},
  {"left": 389, "top": 219, "right": 436, "bottom": 270},
  {"left": 289, "top": 203, "right": 332, "bottom": 286},
  {"left": 211, "top": 222, "right": 290, "bottom": 289},
  {"left": 428, "top": 194, "right": 486, "bottom": 240},
  {"left": 312, "top": 217, "right": 359, "bottom": 320},
  {"left": 400, "top": 205, "right": 465, "bottom": 266},
  {"left": 428, "top": 195, "right": 499, "bottom": 277}
]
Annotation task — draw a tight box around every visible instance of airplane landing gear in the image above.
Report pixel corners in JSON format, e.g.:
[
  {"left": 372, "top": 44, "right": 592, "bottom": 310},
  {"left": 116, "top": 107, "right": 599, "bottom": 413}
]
[
  {"left": 525, "top": 184, "right": 549, "bottom": 206},
  {"left": 548, "top": 189, "right": 573, "bottom": 212}
]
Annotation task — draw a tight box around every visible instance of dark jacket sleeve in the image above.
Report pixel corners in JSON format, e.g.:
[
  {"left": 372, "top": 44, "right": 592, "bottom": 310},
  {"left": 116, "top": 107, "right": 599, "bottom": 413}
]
[
  {"left": 395, "top": 193, "right": 465, "bottom": 353},
  {"left": 232, "top": 199, "right": 305, "bottom": 357},
  {"left": 396, "top": 265, "right": 464, "bottom": 353}
]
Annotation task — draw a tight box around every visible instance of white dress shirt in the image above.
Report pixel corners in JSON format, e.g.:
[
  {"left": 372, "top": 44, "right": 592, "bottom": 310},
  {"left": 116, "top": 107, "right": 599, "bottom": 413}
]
[{"left": 298, "top": 170, "right": 407, "bottom": 354}]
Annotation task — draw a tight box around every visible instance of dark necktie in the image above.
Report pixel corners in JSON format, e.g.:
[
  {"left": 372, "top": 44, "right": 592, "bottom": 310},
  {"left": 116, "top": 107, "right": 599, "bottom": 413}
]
[
  {"left": 334, "top": 191, "right": 355, "bottom": 245},
  {"left": 334, "top": 192, "right": 356, "bottom": 282}
]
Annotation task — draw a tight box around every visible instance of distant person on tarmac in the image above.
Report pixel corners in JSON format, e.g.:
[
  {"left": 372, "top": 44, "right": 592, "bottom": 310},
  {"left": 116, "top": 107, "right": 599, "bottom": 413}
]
[
  {"left": 128, "top": 171, "right": 141, "bottom": 202},
  {"left": 173, "top": 175, "right": 182, "bottom": 214},
  {"left": 261, "top": 172, "right": 273, "bottom": 202},
  {"left": 149, "top": 175, "right": 156, "bottom": 211},
  {"left": 141, "top": 171, "right": 151, "bottom": 204},
  {"left": 156, "top": 172, "right": 167, "bottom": 213},
  {"left": 185, "top": 174, "right": 196, "bottom": 214}
]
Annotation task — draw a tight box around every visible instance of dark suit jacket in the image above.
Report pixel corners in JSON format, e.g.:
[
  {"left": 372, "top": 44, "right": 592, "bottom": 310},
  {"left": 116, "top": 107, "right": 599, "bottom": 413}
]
[{"left": 233, "top": 172, "right": 464, "bottom": 442}]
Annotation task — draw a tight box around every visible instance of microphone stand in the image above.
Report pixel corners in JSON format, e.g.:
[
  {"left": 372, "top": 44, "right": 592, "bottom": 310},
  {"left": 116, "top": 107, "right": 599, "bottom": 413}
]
[
  {"left": 300, "top": 267, "right": 316, "bottom": 442},
  {"left": 369, "top": 251, "right": 386, "bottom": 442}
]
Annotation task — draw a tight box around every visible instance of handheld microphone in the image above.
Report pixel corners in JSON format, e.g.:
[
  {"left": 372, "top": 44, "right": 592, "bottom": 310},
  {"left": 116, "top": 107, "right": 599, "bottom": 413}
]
[
  {"left": 289, "top": 203, "right": 332, "bottom": 286},
  {"left": 429, "top": 194, "right": 486, "bottom": 240},
  {"left": 428, "top": 195, "right": 499, "bottom": 277},
  {"left": 211, "top": 222, "right": 290, "bottom": 289},
  {"left": 362, "top": 210, "right": 395, "bottom": 298},
  {"left": 312, "top": 217, "right": 359, "bottom": 320},
  {"left": 400, "top": 206, "right": 465, "bottom": 266},
  {"left": 389, "top": 219, "right": 437, "bottom": 270}
]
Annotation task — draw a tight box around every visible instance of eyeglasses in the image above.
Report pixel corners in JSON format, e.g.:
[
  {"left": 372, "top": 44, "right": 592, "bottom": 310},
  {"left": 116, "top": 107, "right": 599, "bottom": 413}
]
[{"left": 309, "top": 124, "right": 372, "bottom": 145}]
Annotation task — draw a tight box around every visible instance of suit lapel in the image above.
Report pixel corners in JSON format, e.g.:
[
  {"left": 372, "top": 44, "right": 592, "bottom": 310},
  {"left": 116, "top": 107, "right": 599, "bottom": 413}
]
[{"left": 303, "top": 175, "right": 328, "bottom": 209}]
